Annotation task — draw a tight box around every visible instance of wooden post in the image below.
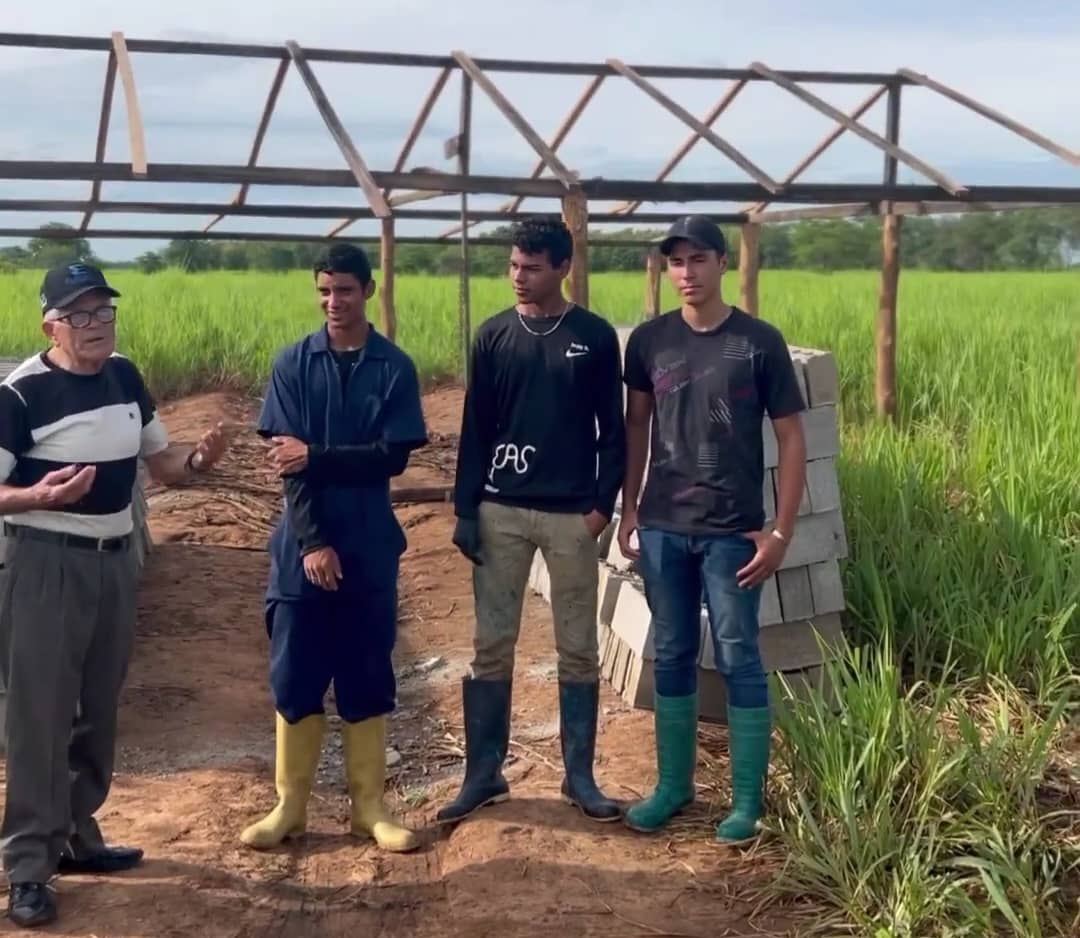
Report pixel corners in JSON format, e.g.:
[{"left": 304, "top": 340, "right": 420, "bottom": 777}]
[
  {"left": 876, "top": 82, "right": 902, "bottom": 421},
  {"left": 644, "top": 248, "right": 662, "bottom": 317},
  {"left": 561, "top": 189, "right": 589, "bottom": 308},
  {"left": 738, "top": 222, "right": 760, "bottom": 316},
  {"left": 379, "top": 216, "right": 396, "bottom": 342},
  {"left": 458, "top": 73, "right": 473, "bottom": 382},
  {"left": 876, "top": 213, "right": 901, "bottom": 419}
]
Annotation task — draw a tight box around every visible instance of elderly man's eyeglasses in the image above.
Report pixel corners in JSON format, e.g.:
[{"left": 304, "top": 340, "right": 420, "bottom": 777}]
[{"left": 54, "top": 305, "right": 117, "bottom": 329}]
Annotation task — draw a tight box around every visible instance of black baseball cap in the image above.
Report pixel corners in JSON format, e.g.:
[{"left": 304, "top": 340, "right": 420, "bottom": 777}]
[
  {"left": 39, "top": 263, "right": 121, "bottom": 314},
  {"left": 659, "top": 215, "right": 727, "bottom": 256}
]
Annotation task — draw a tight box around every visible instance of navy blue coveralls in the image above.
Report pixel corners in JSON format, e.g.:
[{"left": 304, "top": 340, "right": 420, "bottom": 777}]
[{"left": 256, "top": 324, "right": 427, "bottom": 725}]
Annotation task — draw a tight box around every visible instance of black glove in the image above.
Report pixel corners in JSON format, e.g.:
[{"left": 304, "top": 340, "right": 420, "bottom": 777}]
[{"left": 452, "top": 517, "right": 483, "bottom": 565}]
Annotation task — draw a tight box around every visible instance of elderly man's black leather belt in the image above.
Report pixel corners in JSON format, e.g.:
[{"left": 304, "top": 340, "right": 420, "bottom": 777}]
[{"left": 2, "top": 522, "right": 131, "bottom": 552}]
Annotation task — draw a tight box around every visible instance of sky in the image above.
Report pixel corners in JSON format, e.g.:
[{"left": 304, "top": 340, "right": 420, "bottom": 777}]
[{"left": 2, "top": 0, "right": 1079, "bottom": 260}]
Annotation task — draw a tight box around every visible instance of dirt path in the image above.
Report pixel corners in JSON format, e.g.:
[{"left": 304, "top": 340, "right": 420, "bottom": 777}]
[{"left": 0, "top": 390, "right": 803, "bottom": 937}]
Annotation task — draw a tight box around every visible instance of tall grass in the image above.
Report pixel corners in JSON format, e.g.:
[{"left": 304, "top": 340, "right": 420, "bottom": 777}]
[{"left": 3, "top": 266, "right": 1078, "bottom": 932}]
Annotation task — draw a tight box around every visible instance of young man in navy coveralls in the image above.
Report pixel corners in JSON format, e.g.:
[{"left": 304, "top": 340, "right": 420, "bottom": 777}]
[
  {"left": 439, "top": 218, "right": 626, "bottom": 825},
  {"left": 618, "top": 216, "right": 807, "bottom": 843},
  {"left": 240, "top": 244, "right": 428, "bottom": 854}
]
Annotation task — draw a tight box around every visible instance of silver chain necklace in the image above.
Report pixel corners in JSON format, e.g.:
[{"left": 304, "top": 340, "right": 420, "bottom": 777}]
[{"left": 517, "top": 300, "right": 572, "bottom": 337}]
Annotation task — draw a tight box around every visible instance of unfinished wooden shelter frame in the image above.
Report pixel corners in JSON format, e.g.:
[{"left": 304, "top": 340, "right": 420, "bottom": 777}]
[{"left": 1, "top": 32, "right": 1078, "bottom": 414}]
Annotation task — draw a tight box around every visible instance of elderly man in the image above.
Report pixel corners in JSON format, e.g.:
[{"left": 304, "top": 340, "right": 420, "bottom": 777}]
[{"left": 0, "top": 262, "right": 228, "bottom": 928}]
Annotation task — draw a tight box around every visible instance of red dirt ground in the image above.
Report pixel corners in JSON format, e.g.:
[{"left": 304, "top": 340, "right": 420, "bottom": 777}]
[{"left": 0, "top": 388, "right": 810, "bottom": 937}]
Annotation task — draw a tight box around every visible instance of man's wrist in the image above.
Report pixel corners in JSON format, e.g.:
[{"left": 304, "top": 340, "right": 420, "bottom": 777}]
[
  {"left": 770, "top": 526, "right": 790, "bottom": 545},
  {"left": 184, "top": 448, "right": 205, "bottom": 473}
]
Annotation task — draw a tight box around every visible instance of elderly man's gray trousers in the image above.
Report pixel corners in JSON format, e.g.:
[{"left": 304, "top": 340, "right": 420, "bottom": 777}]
[{"left": 0, "top": 531, "right": 136, "bottom": 884}]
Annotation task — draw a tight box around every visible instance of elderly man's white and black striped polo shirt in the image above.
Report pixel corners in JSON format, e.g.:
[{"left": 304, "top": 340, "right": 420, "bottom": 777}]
[{"left": 0, "top": 352, "right": 169, "bottom": 538}]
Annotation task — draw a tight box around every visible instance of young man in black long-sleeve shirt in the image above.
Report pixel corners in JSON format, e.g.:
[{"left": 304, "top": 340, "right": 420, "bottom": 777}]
[{"left": 439, "top": 217, "right": 626, "bottom": 825}]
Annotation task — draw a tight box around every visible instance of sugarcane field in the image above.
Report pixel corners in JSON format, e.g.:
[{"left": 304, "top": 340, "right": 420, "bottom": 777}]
[{"left": 0, "top": 11, "right": 1078, "bottom": 938}]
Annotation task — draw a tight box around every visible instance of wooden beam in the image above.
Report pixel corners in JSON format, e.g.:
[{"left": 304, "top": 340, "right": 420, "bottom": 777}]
[
  {"left": 442, "top": 74, "right": 605, "bottom": 239},
  {"left": 748, "top": 203, "right": 876, "bottom": 223},
  {"left": 387, "top": 189, "right": 455, "bottom": 208},
  {"left": 0, "top": 34, "right": 913, "bottom": 84},
  {"left": 110, "top": 32, "right": 147, "bottom": 177},
  {"left": 562, "top": 190, "right": 589, "bottom": 308},
  {"left": 899, "top": 68, "right": 1080, "bottom": 167},
  {"left": 80, "top": 50, "right": 118, "bottom": 233},
  {"left": 452, "top": 50, "right": 578, "bottom": 189},
  {"left": 745, "top": 85, "right": 888, "bottom": 214},
  {"left": 458, "top": 73, "right": 473, "bottom": 382},
  {"left": 616, "top": 78, "right": 748, "bottom": 215},
  {"left": 644, "top": 249, "right": 662, "bottom": 317},
  {"left": 738, "top": 223, "right": 760, "bottom": 316},
  {"left": 205, "top": 55, "right": 290, "bottom": 233},
  {"left": 379, "top": 217, "right": 396, "bottom": 342},
  {"left": 876, "top": 213, "right": 901, "bottom": 420},
  {"left": 6, "top": 160, "right": 1080, "bottom": 204},
  {"left": 506, "top": 74, "right": 603, "bottom": 211},
  {"left": 0, "top": 227, "right": 665, "bottom": 247},
  {"left": 329, "top": 65, "right": 452, "bottom": 238},
  {"left": 750, "top": 61, "right": 965, "bottom": 196},
  {"left": 0, "top": 197, "right": 750, "bottom": 224},
  {"left": 285, "top": 40, "right": 391, "bottom": 218},
  {"left": 607, "top": 59, "right": 780, "bottom": 193}
]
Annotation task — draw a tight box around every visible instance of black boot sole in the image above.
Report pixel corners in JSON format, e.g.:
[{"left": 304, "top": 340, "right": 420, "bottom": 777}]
[
  {"left": 8, "top": 905, "right": 57, "bottom": 929},
  {"left": 560, "top": 793, "right": 622, "bottom": 823},
  {"left": 434, "top": 790, "right": 510, "bottom": 826}
]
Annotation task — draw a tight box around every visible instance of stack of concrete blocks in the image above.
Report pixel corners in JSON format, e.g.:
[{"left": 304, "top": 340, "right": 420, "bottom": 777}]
[
  {"left": 527, "top": 333, "right": 848, "bottom": 724},
  {"left": 0, "top": 356, "right": 153, "bottom": 577}
]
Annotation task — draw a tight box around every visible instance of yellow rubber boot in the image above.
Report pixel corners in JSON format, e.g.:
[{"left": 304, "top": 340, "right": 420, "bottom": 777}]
[
  {"left": 341, "top": 716, "right": 419, "bottom": 853},
  {"left": 240, "top": 712, "right": 325, "bottom": 849}
]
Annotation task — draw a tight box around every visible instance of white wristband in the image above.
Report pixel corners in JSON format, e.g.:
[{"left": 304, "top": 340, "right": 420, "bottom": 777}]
[{"left": 770, "top": 528, "right": 789, "bottom": 545}]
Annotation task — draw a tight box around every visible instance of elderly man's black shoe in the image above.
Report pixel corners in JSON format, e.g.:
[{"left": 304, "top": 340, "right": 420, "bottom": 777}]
[
  {"left": 7, "top": 882, "right": 56, "bottom": 929},
  {"left": 57, "top": 845, "right": 143, "bottom": 875}
]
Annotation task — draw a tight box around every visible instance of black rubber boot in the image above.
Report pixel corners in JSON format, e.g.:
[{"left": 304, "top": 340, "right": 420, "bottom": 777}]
[
  {"left": 7, "top": 883, "right": 57, "bottom": 929},
  {"left": 558, "top": 681, "right": 621, "bottom": 822},
  {"left": 436, "top": 677, "right": 512, "bottom": 824}
]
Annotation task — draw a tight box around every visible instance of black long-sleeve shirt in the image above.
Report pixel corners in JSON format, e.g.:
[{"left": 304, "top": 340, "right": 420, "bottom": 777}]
[{"left": 453, "top": 304, "right": 626, "bottom": 520}]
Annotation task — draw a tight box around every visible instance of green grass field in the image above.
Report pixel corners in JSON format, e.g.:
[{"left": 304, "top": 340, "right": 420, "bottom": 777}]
[{"left": 2, "top": 267, "right": 1078, "bottom": 933}]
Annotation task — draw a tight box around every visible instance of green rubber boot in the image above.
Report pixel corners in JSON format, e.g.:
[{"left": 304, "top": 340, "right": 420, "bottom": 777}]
[
  {"left": 714, "top": 705, "right": 771, "bottom": 844},
  {"left": 624, "top": 693, "right": 697, "bottom": 833}
]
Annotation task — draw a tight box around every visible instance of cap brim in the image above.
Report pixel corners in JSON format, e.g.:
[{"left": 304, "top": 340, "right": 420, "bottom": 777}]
[
  {"left": 51, "top": 284, "right": 121, "bottom": 309},
  {"left": 660, "top": 235, "right": 722, "bottom": 256}
]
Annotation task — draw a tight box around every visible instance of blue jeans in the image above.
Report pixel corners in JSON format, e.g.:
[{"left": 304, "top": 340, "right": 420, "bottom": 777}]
[{"left": 637, "top": 527, "right": 768, "bottom": 708}]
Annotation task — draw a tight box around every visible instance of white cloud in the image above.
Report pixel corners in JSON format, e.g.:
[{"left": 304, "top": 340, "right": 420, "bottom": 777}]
[{"left": 2, "top": 0, "right": 1078, "bottom": 258}]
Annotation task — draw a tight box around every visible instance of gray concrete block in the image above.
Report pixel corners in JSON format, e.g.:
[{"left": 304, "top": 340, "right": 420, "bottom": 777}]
[
  {"left": 777, "top": 510, "right": 848, "bottom": 570},
  {"left": 605, "top": 528, "right": 639, "bottom": 573},
  {"left": 597, "top": 566, "right": 629, "bottom": 629},
  {"left": 808, "top": 560, "right": 846, "bottom": 616},
  {"left": 611, "top": 581, "right": 654, "bottom": 658},
  {"left": 697, "top": 662, "right": 832, "bottom": 724},
  {"left": 777, "top": 566, "right": 815, "bottom": 622},
  {"left": 801, "top": 351, "right": 840, "bottom": 407},
  {"left": 528, "top": 549, "right": 550, "bottom": 601},
  {"left": 612, "top": 639, "right": 633, "bottom": 695},
  {"left": 764, "top": 404, "right": 840, "bottom": 469},
  {"left": 760, "top": 573, "right": 783, "bottom": 625},
  {"left": 701, "top": 612, "right": 841, "bottom": 673},
  {"left": 763, "top": 471, "right": 776, "bottom": 522},
  {"left": 806, "top": 457, "right": 842, "bottom": 514},
  {"left": 622, "top": 653, "right": 656, "bottom": 709}
]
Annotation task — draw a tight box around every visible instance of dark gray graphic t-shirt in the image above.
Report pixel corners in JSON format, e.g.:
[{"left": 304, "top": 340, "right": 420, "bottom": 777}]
[{"left": 623, "top": 307, "right": 805, "bottom": 535}]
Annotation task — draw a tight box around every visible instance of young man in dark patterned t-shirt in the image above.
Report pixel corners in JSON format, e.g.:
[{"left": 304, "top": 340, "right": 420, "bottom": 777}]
[{"left": 617, "top": 216, "right": 807, "bottom": 843}]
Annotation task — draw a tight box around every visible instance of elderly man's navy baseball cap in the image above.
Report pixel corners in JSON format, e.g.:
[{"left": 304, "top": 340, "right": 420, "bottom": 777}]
[
  {"left": 659, "top": 215, "right": 727, "bottom": 256},
  {"left": 39, "top": 263, "right": 121, "bottom": 314}
]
